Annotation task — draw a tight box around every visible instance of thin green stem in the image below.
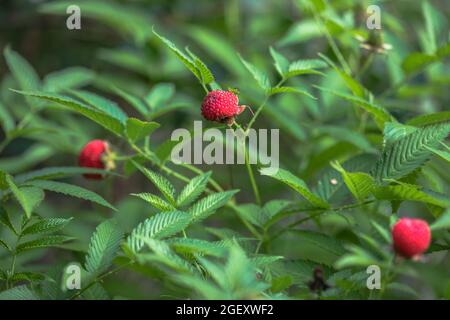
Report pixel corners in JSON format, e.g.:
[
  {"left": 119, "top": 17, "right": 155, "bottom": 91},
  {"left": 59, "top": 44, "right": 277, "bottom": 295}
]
[
  {"left": 70, "top": 261, "right": 133, "bottom": 300},
  {"left": 244, "top": 146, "right": 261, "bottom": 205},
  {"left": 269, "top": 200, "right": 375, "bottom": 242}
]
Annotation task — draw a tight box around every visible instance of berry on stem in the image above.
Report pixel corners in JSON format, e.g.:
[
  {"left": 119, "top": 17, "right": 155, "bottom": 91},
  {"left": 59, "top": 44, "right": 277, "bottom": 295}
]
[
  {"left": 78, "top": 139, "right": 115, "bottom": 179},
  {"left": 392, "top": 218, "right": 431, "bottom": 259},
  {"left": 201, "top": 90, "right": 246, "bottom": 125}
]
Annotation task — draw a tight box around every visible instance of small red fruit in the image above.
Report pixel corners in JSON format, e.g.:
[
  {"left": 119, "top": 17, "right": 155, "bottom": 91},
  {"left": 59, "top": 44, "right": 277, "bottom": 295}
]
[
  {"left": 392, "top": 218, "right": 431, "bottom": 258},
  {"left": 201, "top": 90, "right": 246, "bottom": 124},
  {"left": 78, "top": 140, "right": 113, "bottom": 180}
]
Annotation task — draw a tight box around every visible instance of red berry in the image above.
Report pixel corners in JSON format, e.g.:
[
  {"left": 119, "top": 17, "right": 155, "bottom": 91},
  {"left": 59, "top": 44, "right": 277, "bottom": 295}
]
[
  {"left": 392, "top": 218, "right": 431, "bottom": 258},
  {"left": 201, "top": 90, "right": 245, "bottom": 123},
  {"left": 78, "top": 140, "right": 109, "bottom": 180}
]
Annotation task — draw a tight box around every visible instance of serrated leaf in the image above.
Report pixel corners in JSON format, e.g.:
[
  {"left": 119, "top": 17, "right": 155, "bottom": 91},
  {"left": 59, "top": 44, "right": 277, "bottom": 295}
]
[
  {"left": 425, "top": 146, "right": 450, "bottom": 163},
  {"left": 260, "top": 168, "right": 329, "bottom": 208},
  {"left": 5, "top": 175, "right": 43, "bottom": 218},
  {"left": 249, "top": 255, "right": 283, "bottom": 267},
  {"left": 14, "top": 166, "right": 119, "bottom": 184},
  {"left": 315, "top": 86, "right": 394, "bottom": 129},
  {"left": 16, "top": 235, "right": 72, "bottom": 253},
  {"left": 125, "top": 118, "right": 159, "bottom": 143},
  {"left": 373, "top": 183, "right": 450, "bottom": 208},
  {"left": 152, "top": 29, "right": 201, "bottom": 81},
  {"left": 188, "top": 190, "right": 239, "bottom": 223},
  {"left": 373, "top": 122, "right": 450, "bottom": 181},
  {"left": 292, "top": 230, "right": 346, "bottom": 256},
  {"left": 43, "top": 67, "right": 95, "bottom": 92},
  {"left": 238, "top": 55, "right": 271, "bottom": 91},
  {"left": 0, "top": 101, "right": 15, "bottom": 133},
  {"left": 0, "top": 285, "right": 39, "bottom": 300},
  {"left": 0, "top": 206, "right": 17, "bottom": 235},
  {"left": 22, "top": 217, "right": 72, "bottom": 236},
  {"left": 4, "top": 46, "right": 41, "bottom": 108},
  {"left": 133, "top": 163, "right": 176, "bottom": 204},
  {"left": 85, "top": 219, "right": 124, "bottom": 275},
  {"left": 285, "top": 59, "right": 327, "bottom": 78},
  {"left": 69, "top": 90, "right": 128, "bottom": 124},
  {"left": 167, "top": 237, "right": 227, "bottom": 257},
  {"left": 136, "top": 238, "right": 196, "bottom": 273},
  {"left": 0, "top": 239, "right": 11, "bottom": 252},
  {"left": 430, "top": 209, "right": 450, "bottom": 231},
  {"left": 127, "top": 211, "right": 191, "bottom": 253},
  {"left": 177, "top": 172, "right": 211, "bottom": 207},
  {"left": 145, "top": 83, "right": 175, "bottom": 110},
  {"left": 269, "top": 47, "right": 290, "bottom": 77},
  {"left": 112, "top": 86, "right": 149, "bottom": 117},
  {"left": 268, "top": 86, "right": 316, "bottom": 99},
  {"left": 131, "top": 193, "right": 175, "bottom": 211},
  {"left": 331, "top": 161, "right": 375, "bottom": 203},
  {"left": 25, "top": 180, "right": 116, "bottom": 211},
  {"left": 319, "top": 53, "right": 366, "bottom": 98},
  {"left": 12, "top": 90, "right": 125, "bottom": 136},
  {"left": 186, "top": 48, "right": 215, "bottom": 85},
  {"left": 11, "top": 272, "right": 45, "bottom": 282}
]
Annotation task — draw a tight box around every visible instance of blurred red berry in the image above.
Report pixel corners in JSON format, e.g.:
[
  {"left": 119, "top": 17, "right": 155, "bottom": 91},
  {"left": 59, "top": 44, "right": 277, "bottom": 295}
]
[
  {"left": 201, "top": 90, "right": 245, "bottom": 124},
  {"left": 392, "top": 218, "right": 431, "bottom": 258},
  {"left": 78, "top": 140, "right": 109, "bottom": 180}
]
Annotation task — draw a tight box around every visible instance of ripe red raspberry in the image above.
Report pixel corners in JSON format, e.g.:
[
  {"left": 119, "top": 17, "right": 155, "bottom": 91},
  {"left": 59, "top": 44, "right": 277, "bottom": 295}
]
[
  {"left": 201, "top": 90, "right": 245, "bottom": 124},
  {"left": 78, "top": 140, "right": 110, "bottom": 180},
  {"left": 392, "top": 218, "right": 431, "bottom": 258}
]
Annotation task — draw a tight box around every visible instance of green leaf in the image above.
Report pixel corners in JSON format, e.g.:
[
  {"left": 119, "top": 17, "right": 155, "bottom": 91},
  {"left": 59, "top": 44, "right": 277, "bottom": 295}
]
[
  {"left": 319, "top": 53, "right": 366, "bottom": 98},
  {"left": 131, "top": 193, "right": 175, "bottom": 211},
  {"left": 16, "top": 235, "right": 72, "bottom": 253},
  {"left": 285, "top": 59, "right": 327, "bottom": 78},
  {"left": 112, "top": 86, "right": 149, "bottom": 117},
  {"left": 260, "top": 168, "right": 329, "bottom": 208},
  {"left": 315, "top": 86, "right": 394, "bottom": 129},
  {"left": 22, "top": 217, "right": 72, "bottom": 236},
  {"left": 186, "top": 47, "right": 215, "bottom": 85},
  {"left": 177, "top": 172, "right": 211, "bottom": 207},
  {"left": 12, "top": 90, "right": 125, "bottom": 136},
  {"left": 0, "top": 239, "right": 11, "bottom": 252},
  {"left": 11, "top": 272, "right": 45, "bottom": 283},
  {"left": 430, "top": 209, "right": 450, "bottom": 231},
  {"left": 43, "top": 67, "right": 95, "bottom": 92},
  {"left": 401, "top": 52, "right": 437, "bottom": 74},
  {"left": 69, "top": 90, "right": 128, "bottom": 124},
  {"left": 127, "top": 211, "right": 191, "bottom": 253},
  {"left": 331, "top": 161, "right": 375, "bottom": 203},
  {"left": 269, "top": 47, "right": 290, "bottom": 77},
  {"left": 6, "top": 175, "right": 43, "bottom": 218},
  {"left": 4, "top": 46, "right": 40, "bottom": 92},
  {"left": 167, "top": 237, "right": 227, "bottom": 257},
  {"left": 292, "top": 230, "right": 346, "bottom": 257},
  {"left": 0, "top": 285, "right": 39, "bottom": 300},
  {"left": 373, "top": 122, "right": 450, "bottom": 181},
  {"left": 25, "top": 180, "right": 116, "bottom": 211},
  {"left": 145, "top": 83, "right": 175, "bottom": 110},
  {"left": 14, "top": 166, "right": 119, "bottom": 184},
  {"left": 135, "top": 238, "right": 196, "bottom": 273},
  {"left": 152, "top": 29, "right": 201, "bottom": 81},
  {"left": 238, "top": 55, "right": 271, "bottom": 91},
  {"left": 406, "top": 111, "right": 450, "bottom": 127},
  {"left": 125, "top": 118, "right": 160, "bottom": 143},
  {"left": 133, "top": 163, "right": 176, "bottom": 204},
  {"left": 373, "top": 183, "right": 450, "bottom": 208},
  {"left": 85, "top": 219, "right": 124, "bottom": 275},
  {"left": 0, "top": 207, "right": 17, "bottom": 235},
  {"left": 425, "top": 146, "right": 450, "bottom": 163},
  {"left": 268, "top": 86, "right": 316, "bottom": 100},
  {"left": 188, "top": 190, "right": 239, "bottom": 223},
  {"left": 0, "top": 101, "right": 15, "bottom": 133}
]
